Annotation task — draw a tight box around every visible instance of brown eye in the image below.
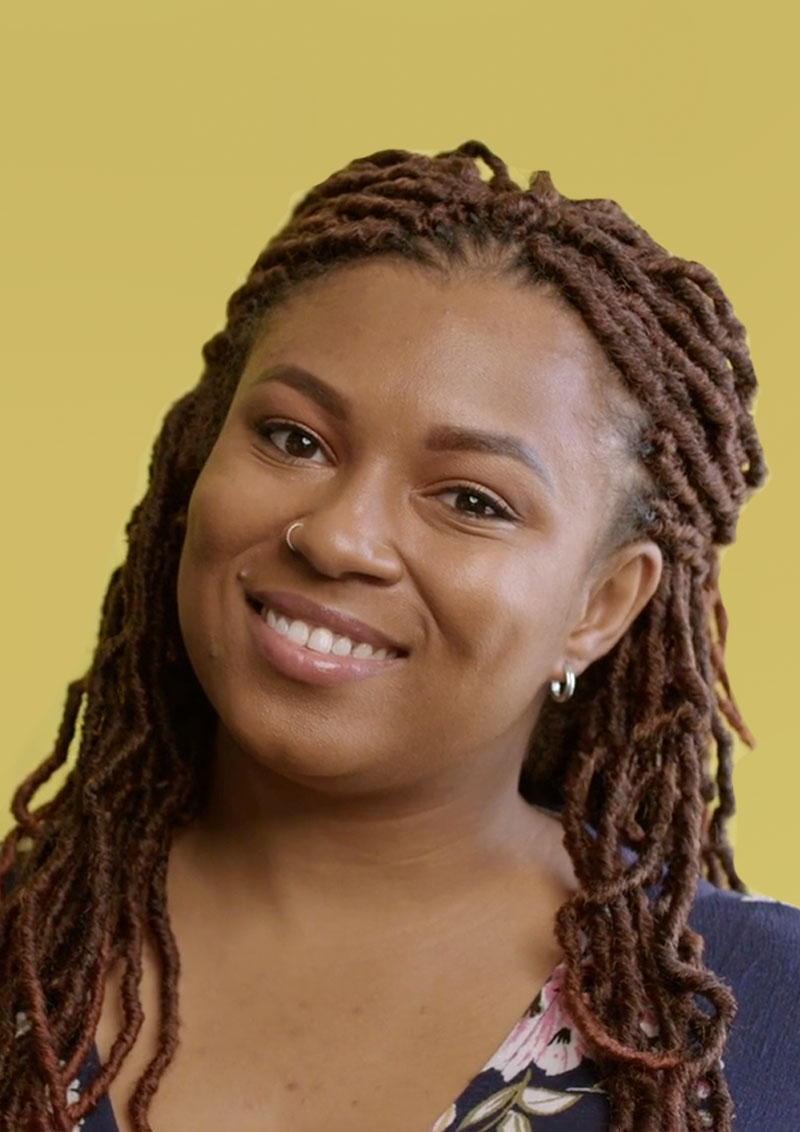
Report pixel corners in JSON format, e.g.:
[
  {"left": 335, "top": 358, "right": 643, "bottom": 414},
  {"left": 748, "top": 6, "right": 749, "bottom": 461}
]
[
  {"left": 438, "top": 485, "right": 515, "bottom": 522},
  {"left": 255, "top": 421, "right": 329, "bottom": 464}
]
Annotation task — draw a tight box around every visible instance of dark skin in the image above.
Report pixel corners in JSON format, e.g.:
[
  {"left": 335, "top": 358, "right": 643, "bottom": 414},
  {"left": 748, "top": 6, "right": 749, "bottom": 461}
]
[{"left": 96, "top": 260, "right": 662, "bottom": 1132}]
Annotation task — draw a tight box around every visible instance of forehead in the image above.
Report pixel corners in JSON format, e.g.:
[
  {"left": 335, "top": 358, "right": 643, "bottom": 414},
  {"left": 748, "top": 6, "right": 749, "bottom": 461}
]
[{"left": 242, "top": 259, "right": 618, "bottom": 442}]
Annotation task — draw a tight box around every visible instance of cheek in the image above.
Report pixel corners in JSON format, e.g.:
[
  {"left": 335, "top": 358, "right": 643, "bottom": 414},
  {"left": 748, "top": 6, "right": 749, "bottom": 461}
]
[
  {"left": 449, "top": 561, "right": 577, "bottom": 741},
  {"left": 175, "top": 461, "right": 270, "bottom": 649},
  {"left": 182, "top": 466, "right": 257, "bottom": 566},
  {"left": 434, "top": 550, "right": 573, "bottom": 672}
]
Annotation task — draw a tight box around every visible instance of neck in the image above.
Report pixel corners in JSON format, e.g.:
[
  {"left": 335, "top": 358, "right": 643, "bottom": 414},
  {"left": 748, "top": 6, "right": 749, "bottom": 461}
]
[{"left": 170, "top": 727, "right": 569, "bottom": 941}]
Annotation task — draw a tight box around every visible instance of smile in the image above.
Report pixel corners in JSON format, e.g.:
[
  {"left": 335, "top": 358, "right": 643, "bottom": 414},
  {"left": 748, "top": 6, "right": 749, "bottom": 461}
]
[
  {"left": 261, "top": 606, "right": 400, "bottom": 660},
  {"left": 245, "top": 595, "right": 406, "bottom": 687}
]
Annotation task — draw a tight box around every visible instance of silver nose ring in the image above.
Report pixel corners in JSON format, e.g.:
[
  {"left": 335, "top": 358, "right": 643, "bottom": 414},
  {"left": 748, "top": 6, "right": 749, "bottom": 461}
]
[{"left": 284, "top": 521, "right": 303, "bottom": 553}]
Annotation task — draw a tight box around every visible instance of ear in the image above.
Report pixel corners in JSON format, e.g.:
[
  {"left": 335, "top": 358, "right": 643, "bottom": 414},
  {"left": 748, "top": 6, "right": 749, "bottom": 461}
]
[{"left": 561, "top": 540, "right": 663, "bottom": 677}]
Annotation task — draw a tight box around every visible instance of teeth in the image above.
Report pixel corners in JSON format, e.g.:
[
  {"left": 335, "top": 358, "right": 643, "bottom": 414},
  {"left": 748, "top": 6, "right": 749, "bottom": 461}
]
[
  {"left": 260, "top": 606, "right": 398, "bottom": 660},
  {"left": 307, "top": 627, "right": 334, "bottom": 654},
  {"left": 286, "top": 620, "right": 310, "bottom": 646},
  {"left": 265, "top": 608, "right": 290, "bottom": 635}
]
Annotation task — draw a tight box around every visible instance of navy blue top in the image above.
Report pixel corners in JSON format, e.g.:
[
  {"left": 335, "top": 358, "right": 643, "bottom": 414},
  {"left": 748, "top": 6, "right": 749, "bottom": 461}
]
[{"left": 62, "top": 876, "right": 800, "bottom": 1131}]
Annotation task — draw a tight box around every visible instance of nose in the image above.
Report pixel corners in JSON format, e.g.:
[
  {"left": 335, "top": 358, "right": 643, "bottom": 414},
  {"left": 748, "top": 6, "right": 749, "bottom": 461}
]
[{"left": 284, "top": 468, "right": 404, "bottom": 585}]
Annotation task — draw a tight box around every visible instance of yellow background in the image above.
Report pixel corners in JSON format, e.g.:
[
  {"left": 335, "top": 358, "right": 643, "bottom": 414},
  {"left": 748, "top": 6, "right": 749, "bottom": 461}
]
[{"left": 2, "top": 2, "right": 797, "bottom": 902}]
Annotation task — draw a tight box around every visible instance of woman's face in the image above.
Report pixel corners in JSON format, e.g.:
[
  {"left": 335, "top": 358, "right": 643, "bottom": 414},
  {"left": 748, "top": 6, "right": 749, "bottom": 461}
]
[{"left": 177, "top": 259, "right": 638, "bottom": 794}]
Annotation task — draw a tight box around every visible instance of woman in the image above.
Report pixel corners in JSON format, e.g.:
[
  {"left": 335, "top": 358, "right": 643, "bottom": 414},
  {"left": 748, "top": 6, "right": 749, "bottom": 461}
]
[{"left": 1, "top": 141, "right": 797, "bottom": 1132}]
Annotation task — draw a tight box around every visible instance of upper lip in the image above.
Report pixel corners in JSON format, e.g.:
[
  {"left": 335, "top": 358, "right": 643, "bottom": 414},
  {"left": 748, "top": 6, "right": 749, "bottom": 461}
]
[{"left": 244, "top": 587, "right": 408, "bottom": 654}]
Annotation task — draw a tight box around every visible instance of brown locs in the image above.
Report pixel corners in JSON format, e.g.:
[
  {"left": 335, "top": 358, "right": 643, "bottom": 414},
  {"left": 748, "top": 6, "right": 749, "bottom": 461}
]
[{"left": 0, "top": 140, "right": 766, "bottom": 1131}]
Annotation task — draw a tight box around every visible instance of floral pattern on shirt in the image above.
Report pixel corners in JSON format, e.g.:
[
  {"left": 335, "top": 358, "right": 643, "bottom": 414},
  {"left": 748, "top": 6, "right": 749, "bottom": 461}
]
[
  {"left": 430, "top": 890, "right": 791, "bottom": 1132},
  {"left": 427, "top": 960, "right": 609, "bottom": 1131},
  {"left": 27, "top": 887, "right": 795, "bottom": 1132},
  {"left": 426, "top": 951, "right": 722, "bottom": 1132},
  {"left": 14, "top": 1011, "right": 86, "bottom": 1132},
  {"left": 485, "top": 960, "right": 586, "bottom": 1080}
]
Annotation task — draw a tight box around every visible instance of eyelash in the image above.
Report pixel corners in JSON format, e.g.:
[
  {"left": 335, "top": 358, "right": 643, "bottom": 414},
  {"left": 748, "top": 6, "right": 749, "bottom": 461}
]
[
  {"left": 253, "top": 419, "right": 516, "bottom": 523},
  {"left": 254, "top": 419, "right": 330, "bottom": 463},
  {"left": 437, "top": 484, "right": 516, "bottom": 522}
]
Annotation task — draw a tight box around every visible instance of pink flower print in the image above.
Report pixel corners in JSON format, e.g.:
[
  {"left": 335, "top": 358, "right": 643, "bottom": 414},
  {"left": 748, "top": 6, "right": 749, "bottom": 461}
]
[
  {"left": 486, "top": 961, "right": 586, "bottom": 1080},
  {"left": 696, "top": 1077, "right": 712, "bottom": 1101}
]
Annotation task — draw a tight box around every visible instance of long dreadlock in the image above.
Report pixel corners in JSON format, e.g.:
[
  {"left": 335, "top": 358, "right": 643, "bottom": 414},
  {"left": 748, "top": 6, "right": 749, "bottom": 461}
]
[{"left": 0, "top": 140, "right": 766, "bottom": 1131}]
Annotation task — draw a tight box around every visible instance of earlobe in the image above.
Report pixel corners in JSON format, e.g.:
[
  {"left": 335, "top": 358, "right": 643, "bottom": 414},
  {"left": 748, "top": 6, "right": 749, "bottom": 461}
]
[{"left": 563, "top": 541, "right": 663, "bottom": 676}]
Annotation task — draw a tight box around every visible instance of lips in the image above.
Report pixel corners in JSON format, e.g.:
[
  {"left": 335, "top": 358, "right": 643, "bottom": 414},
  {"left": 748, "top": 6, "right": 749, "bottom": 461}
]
[
  {"left": 243, "top": 588, "right": 409, "bottom": 656},
  {"left": 243, "top": 587, "right": 408, "bottom": 688}
]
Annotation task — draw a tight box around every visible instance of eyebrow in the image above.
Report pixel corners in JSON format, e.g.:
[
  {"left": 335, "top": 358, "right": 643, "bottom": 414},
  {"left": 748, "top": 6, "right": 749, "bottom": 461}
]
[
  {"left": 425, "top": 425, "right": 555, "bottom": 496},
  {"left": 250, "top": 363, "right": 555, "bottom": 496},
  {"left": 250, "top": 363, "right": 350, "bottom": 420}
]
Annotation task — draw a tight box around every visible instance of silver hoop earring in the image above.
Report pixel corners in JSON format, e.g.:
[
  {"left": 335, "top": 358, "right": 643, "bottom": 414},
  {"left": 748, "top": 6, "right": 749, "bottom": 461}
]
[
  {"left": 549, "top": 661, "right": 576, "bottom": 703},
  {"left": 284, "top": 521, "right": 303, "bottom": 553}
]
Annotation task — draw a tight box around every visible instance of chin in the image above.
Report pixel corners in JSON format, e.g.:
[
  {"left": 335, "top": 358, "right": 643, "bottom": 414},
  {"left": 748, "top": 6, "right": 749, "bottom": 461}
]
[{"left": 212, "top": 705, "right": 405, "bottom": 795}]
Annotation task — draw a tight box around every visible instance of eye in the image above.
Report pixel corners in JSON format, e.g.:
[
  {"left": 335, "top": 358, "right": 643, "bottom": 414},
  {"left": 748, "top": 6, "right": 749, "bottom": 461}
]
[
  {"left": 438, "top": 484, "right": 516, "bottom": 522},
  {"left": 254, "top": 420, "right": 329, "bottom": 464}
]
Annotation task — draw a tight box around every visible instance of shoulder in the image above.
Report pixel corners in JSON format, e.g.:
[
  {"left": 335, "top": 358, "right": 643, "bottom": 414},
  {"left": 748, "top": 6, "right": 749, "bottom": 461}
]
[
  {"left": 690, "top": 879, "right": 800, "bottom": 1131},
  {"left": 690, "top": 877, "right": 800, "bottom": 988}
]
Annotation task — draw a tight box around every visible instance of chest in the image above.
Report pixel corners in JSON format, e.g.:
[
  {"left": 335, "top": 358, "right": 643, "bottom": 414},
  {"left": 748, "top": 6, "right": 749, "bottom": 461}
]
[{"left": 94, "top": 927, "right": 562, "bottom": 1132}]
